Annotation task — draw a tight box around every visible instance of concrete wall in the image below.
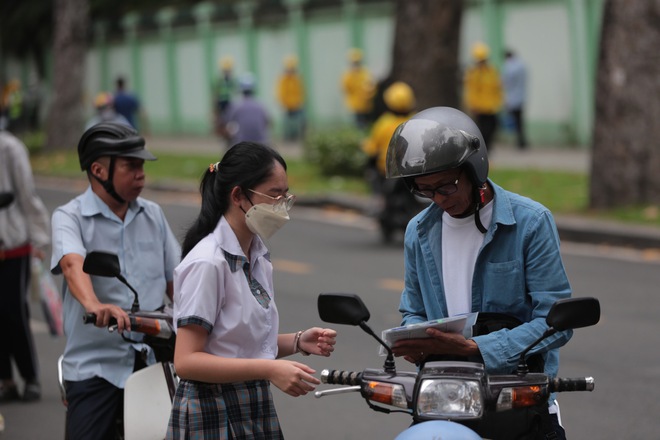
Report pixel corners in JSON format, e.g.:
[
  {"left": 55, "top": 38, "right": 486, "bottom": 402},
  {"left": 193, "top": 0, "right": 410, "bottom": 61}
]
[{"left": 3, "top": 0, "right": 604, "bottom": 147}]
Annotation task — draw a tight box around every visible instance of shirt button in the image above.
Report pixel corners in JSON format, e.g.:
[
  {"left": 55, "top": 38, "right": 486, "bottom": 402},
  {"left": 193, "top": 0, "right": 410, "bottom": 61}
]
[{"left": 256, "top": 290, "right": 261, "bottom": 295}]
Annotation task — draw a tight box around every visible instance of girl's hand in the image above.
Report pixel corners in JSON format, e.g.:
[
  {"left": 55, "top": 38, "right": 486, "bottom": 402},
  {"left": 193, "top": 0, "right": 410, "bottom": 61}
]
[
  {"left": 299, "top": 327, "right": 337, "bottom": 356},
  {"left": 269, "top": 360, "right": 320, "bottom": 397}
]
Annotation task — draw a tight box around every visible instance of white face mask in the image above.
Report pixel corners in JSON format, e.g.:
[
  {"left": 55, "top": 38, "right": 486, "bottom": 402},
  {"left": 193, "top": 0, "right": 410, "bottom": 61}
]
[{"left": 245, "top": 203, "right": 290, "bottom": 239}]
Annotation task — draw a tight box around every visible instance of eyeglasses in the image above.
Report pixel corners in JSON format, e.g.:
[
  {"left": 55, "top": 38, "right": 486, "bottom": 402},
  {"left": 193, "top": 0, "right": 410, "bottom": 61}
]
[
  {"left": 411, "top": 170, "right": 463, "bottom": 199},
  {"left": 248, "top": 189, "right": 296, "bottom": 211}
]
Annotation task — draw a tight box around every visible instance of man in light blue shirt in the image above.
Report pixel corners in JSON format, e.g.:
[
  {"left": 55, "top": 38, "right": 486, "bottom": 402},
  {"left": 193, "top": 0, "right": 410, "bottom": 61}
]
[
  {"left": 223, "top": 74, "right": 271, "bottom": 148},
  {"left": 51, "top": 122, "right": 180, "bottom": 439},
  {"left": 385, "top": 107, "right": 571, "bottom": 439},
  {"left": 502, "top": 49, "right": 528, "bottom": 149}
]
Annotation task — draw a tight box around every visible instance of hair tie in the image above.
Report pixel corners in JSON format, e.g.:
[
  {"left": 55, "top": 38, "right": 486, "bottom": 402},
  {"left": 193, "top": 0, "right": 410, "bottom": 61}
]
[{"left": 209, "top": 162, "right": 220, "bottom": 173}]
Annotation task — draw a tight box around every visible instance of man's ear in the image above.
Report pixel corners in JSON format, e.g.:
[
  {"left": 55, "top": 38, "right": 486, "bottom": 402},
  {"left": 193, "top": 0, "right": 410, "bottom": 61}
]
[{"left": 89, "top": 161, "right": 106, "bottom": 180}]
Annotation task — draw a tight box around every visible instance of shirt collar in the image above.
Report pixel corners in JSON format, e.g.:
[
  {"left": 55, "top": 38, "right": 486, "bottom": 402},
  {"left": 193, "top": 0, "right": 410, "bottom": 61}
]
[
  {"left": 214, "top": 216, "right": 270, "bottom": 273},
  {"left": 80, "top": 185, "right": 144, "bottom": 222}
]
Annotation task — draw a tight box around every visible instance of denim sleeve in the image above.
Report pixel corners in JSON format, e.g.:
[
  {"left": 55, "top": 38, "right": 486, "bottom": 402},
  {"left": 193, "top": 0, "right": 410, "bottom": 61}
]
[{"left": 399, "top": 222, "right": 430, "bottom": 326}]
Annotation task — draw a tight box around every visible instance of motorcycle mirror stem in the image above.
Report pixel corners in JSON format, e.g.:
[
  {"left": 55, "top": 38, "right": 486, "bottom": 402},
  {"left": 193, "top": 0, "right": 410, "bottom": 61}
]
[
  {"left": 83, "top": 251, "right": 141, "bottom": 312},
  {"left": 358, "top": 321, "right": 397, "bottom": 374},
  {"left": 516, "top": 297, "right": 601, "bottom": 376}
]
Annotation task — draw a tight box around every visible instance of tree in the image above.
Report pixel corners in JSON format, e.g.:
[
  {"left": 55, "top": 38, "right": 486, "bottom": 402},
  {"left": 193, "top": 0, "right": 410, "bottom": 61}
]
[
  {"left": 45, "top": 0, "right": 90, "bottom": 151},
  {"left": 589, "top": 0, "right": 660, "bottom": 208},
  {"left": 390, "top": 0, "right": 463, "bottom": 110}
]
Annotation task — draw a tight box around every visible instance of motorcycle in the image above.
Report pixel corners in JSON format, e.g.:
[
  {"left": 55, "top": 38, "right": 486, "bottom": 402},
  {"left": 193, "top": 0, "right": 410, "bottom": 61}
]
[
  {"left": 314, "top": 293, "right": 600, "bottom": 439},
  {"left": 57, "top": 251, "right": 177, "bottom": 440}
]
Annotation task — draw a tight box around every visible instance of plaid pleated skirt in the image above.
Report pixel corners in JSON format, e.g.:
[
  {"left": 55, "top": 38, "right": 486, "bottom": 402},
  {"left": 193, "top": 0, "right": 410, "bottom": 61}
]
[{"left": 167, "top": 379, "right": 284, "bottom": 440}]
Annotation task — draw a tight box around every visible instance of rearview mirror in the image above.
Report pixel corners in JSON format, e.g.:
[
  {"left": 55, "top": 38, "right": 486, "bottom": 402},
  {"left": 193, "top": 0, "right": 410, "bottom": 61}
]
[
  {"left": 546, "top": 297, "right": 600, "bottom": 332},
  {"left": 83, "top": 251, "right": 122, "bottom": 278},
  {"left": 318, "top": 293, "right": 371, "bottom": 326}
]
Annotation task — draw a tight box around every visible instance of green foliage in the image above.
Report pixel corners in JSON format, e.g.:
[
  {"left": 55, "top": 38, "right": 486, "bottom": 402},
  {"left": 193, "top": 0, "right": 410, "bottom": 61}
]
[
  {"left": 19, "top": 131, "right": 46, "bottom": 153},
  {"left": 303, "top": 127, "right": 368, "bottom": 177},
  {"left": 489, "top": 168, "right": 588, "bottom": 214}
]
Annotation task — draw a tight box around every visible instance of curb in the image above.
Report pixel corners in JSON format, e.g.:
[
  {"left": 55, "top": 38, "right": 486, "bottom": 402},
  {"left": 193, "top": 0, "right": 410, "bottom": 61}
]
[{"left": 296, "top": 193, "right": 660, "bottom": 250}]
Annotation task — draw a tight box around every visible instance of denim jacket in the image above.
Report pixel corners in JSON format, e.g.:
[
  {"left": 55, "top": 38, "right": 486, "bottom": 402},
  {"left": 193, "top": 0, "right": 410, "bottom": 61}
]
[{"left": 399, "top": 180, "right": 572, "bottom": 377}]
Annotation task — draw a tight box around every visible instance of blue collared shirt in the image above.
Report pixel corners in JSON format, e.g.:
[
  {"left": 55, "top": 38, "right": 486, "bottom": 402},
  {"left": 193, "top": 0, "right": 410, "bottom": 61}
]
[
  {"left": 51, "top": 186, "right": 181, "bottom": 388},
  {"left": 399, "top": 180, "right": 572, "bottom": 377}
]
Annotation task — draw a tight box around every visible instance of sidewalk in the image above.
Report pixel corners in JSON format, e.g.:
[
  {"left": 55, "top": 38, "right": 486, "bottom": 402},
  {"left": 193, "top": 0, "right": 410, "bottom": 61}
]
[{"left": 55, "top": 135, "right": 660, "bottom": 250}]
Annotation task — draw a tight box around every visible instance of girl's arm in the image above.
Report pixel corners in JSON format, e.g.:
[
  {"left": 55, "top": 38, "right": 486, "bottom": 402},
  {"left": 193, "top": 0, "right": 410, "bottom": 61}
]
[
  {"left": 173, "top": 324, "right": 321, "bottom": 397},
  {"left": 277, "top": 327, "right": 337, "bottom": 358}
]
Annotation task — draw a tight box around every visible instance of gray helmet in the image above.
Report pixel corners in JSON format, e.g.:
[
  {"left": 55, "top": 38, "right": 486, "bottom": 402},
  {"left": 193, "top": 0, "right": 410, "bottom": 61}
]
[
  {"left": 78, "top": 122, "right": 155, "bottom": 171},
  {"left": 385, "top": 107, "right": 488, "bottom": 186}
]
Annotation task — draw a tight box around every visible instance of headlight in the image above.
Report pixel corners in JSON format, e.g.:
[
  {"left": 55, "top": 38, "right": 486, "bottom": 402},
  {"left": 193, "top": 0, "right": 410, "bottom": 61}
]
[{"left": 416, "top": 379, "right": 483, "bottom": 419}]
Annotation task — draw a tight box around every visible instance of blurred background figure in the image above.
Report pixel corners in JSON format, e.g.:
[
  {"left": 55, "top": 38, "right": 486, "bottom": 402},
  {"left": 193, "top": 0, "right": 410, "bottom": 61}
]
[
  {"left": 341, "top": 48, "right": 374, "bottom": 130},
  {"left": 502, "top": 49, "right": 528, "bottom": 150},
  {"left": 85, "top": 92, "right": 131, "bottom": 130},
  {"left": 223, "top": 73, "right": 270, "bottom": 148},
  {"left": 276, "top": 54, "right": 306, "bottom": 142},
  {"left": 463, "top": 42, "right": 503, "bottom": 152},
  {"left": 0, "top": 127, "right": 50, "bottom": 404},
  {"left": 368, "top": 73, "right": 396, "bottom": 126},
  {"left": 1, "top": 79, "right": 24, "bottom": 133},
  {"left": 113, "top": 76, "right": 141, "bottom": 131},
  {"left": 362, "top": 81, "right": 424, "bottom": 242},
  {"left": 212, "top": 56, "right": 237, "bottom": 141}
]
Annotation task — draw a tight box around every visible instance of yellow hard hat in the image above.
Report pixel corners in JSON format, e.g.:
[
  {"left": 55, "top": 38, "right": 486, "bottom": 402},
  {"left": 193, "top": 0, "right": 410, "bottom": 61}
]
[
  {"left": 93, "top": 92, "right": 113, "bottom": 109},
  {"left": 219, "top": 56, "right": 234, "bottom": 71},
  {"left": 347, "top": 48, "right": 363, "bottom": 63},
  {"left": 471, "top": 42, "right": 490, "bottom": 61},
  {"left": 384, "top": 81, "right": 415, "bottom": 113},
  {"left": 284, "top": 54, "right": 298, "bottom": 70}
]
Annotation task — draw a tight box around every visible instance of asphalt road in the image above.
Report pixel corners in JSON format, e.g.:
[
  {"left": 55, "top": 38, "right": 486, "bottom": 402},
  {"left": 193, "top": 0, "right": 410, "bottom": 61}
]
[{"left": 2, "top": 184, "right": 658, "bottom": 439}]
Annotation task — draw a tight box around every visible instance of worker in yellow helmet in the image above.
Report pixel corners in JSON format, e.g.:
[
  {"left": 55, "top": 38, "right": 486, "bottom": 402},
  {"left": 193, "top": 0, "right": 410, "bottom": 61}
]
[
  {"left": 341, "top": 48, "right": 375, "bottom": 130},
  {"left": 362, "top": 81, "right": 424, "bottom": 242},
  {"left": 212, "top": 56, "right": 238, "bottom": 142},
  {"left": 463, "top": 42, "right": 503, "bottom": 152},
  {"left": 85, "top": 92, "right": 131, "bottom": 130},
  {"left": 275, "top": 55, "right": 305, "bottom": 141}
]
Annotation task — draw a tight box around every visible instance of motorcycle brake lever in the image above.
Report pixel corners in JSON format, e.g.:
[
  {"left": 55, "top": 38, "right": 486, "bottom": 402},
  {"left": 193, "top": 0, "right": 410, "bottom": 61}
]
[{"left": 314, "top": 385, "right": 361, "bottom": 399}]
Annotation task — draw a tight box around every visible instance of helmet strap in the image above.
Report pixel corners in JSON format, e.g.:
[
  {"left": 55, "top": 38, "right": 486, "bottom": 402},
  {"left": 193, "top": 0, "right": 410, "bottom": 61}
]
[
  {"left": 92, "top": 157, "right": 126, "bottom": 204},
  {"left": 473, "top": 185, "right": 487, "bottom": 234}
]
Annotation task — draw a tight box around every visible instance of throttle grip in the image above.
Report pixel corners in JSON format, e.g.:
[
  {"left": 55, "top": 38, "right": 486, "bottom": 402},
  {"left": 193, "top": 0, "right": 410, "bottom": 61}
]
[
  {"left": 82, "top": 313, "right": 118, "bottom": 327},
  {"left": 550, "top": 377, "right": 595, "bottom": 392},
  {"left": 321, "top": 369, "right": 362, "bottom": 386}
]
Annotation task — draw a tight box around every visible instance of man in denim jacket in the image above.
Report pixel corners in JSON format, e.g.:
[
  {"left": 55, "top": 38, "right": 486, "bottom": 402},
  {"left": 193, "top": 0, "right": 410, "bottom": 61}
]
[{"left": 386, "top": 107, "right": 572, "bottom": 439}]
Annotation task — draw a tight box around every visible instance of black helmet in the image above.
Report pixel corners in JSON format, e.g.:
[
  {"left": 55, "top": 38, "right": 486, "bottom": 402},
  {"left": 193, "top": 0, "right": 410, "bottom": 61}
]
[
  {"left": 78, "top": 122, "right": 156, "bottom": 171},
  {"left": 385, "top": 107, "right": 488, "bottom": 186}
]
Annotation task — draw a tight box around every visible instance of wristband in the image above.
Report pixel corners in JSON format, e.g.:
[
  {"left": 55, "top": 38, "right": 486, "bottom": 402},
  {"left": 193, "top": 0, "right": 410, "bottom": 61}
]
[{"left": 294, "top": 330, "right": 311, "bottom": 356}]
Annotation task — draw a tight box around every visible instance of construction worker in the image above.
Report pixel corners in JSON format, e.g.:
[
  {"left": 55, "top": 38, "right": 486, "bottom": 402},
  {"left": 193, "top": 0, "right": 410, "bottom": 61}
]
[
  {"left": 276, "top": 55, "right": 305, "bottom": 141},
  {"left": 463, "top": 42, "right": 503, "bottom": 152},
  {"left": 341, "top": 48, "right": 374, "bottom": 130},
  {"left": 362, "top": 81, "right": 422, "bottom": 242},
  {"left": 85, "top": 92, "right": 131, "bottom": 130},
  {"left": 213, "top": 56, "right": 238, "bottom": 142}
]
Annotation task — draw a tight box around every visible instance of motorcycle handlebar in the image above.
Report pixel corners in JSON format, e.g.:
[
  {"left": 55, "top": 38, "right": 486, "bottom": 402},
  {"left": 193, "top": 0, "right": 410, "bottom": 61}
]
[
  {"left": 83, "top": 313, "right": 116, "bottom": 326},
  {"left": 82, "top": 313, "right": 172, "bottom": 339},
  {"left": 550, "top": 377, "right": 595, "bottom": 392},
  {"left": 321, "top": 369, "right": 362, "bottom": 386}
]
